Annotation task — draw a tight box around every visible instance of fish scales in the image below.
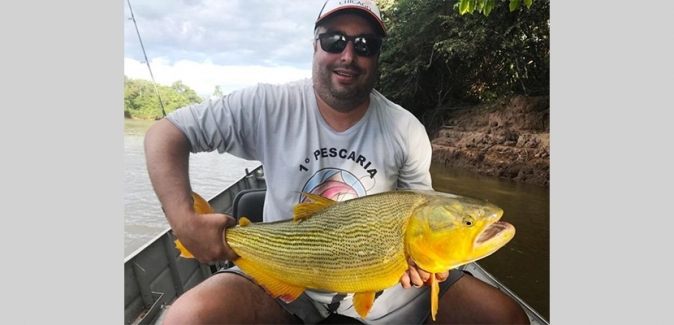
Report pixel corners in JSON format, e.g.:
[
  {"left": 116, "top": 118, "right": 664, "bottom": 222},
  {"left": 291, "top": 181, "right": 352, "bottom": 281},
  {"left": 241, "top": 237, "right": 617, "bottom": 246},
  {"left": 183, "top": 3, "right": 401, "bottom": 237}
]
[{"left": 226, "top": 191, "right": 428, "bottom": 293}]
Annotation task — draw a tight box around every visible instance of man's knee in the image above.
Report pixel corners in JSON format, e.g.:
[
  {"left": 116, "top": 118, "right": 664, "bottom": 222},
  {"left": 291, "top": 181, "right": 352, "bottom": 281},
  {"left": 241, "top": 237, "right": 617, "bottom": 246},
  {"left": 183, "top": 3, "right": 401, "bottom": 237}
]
[
  {"left": 433, "top": 274, "right": 531, "bottom": 324},
  {"left": 163, "top": 272, "right": 299, "bottom": 324},
  {"left": 475, "top": 279, "right": 529, "bottom": 324},
  {"left": 162, "top": 272, "right": 257, "bottom": 324},
  {"left": 507, "top": 303, "right": 530, "bottom": 325},
  {"left": 162, "top": 297, "right": 204, "bottom": 325},
  {"left": 486, "top": 296, "right": 529, "bottom": 325}
]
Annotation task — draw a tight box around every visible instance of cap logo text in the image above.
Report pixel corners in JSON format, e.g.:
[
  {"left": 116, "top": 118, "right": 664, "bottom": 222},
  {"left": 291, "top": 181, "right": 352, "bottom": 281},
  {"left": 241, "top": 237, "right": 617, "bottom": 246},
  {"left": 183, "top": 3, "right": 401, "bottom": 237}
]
[{"left": 339, "top": 0, "right": 372, "bottom": 12}]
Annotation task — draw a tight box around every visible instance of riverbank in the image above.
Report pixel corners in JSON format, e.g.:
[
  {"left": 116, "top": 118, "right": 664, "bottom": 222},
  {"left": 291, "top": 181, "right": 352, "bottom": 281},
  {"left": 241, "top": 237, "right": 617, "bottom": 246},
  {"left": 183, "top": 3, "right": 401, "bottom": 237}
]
[{"left": 430, "top": 95, "right": 550, "bottom": 187}]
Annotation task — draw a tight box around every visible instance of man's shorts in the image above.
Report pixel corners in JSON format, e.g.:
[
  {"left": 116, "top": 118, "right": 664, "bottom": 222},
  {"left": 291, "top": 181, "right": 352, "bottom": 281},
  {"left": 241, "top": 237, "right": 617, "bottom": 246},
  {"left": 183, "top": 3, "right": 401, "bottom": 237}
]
[{"left": 215, "top": 266, "right": 466, "bottom": 324}]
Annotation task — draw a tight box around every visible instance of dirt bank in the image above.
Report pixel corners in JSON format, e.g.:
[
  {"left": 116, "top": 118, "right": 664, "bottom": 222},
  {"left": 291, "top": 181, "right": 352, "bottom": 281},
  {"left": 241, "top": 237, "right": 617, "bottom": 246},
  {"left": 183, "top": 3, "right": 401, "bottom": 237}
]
[{"left": 430, "top": 95, "right": 550, "bottom": 187}]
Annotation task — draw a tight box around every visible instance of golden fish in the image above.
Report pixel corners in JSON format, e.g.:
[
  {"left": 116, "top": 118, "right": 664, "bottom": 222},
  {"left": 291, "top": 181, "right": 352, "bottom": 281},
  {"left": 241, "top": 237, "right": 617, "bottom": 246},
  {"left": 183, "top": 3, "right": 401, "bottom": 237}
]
[{"left": 175, "top": 190, "right": 515, "bottom": 320}]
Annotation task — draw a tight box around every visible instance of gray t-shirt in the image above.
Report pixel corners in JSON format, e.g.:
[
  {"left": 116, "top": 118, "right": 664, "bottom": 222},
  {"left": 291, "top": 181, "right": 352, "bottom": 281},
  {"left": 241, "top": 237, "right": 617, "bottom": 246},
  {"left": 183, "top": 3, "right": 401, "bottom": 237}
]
[{"left": 167, "top": 78, "right": 433, "bottom": 222}]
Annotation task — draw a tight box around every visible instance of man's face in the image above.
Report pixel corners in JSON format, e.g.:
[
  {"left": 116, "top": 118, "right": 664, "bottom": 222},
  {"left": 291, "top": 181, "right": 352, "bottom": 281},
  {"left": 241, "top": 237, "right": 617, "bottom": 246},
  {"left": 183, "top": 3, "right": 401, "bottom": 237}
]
[{"left": 312, "top": 14, "right": 381, "bottom": 113}]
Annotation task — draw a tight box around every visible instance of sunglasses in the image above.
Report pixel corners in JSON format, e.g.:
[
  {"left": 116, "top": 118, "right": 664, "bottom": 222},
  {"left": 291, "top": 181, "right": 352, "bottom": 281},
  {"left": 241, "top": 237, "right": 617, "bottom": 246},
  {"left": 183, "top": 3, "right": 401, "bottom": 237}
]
[{"left": 315, "top": 32, "right": 383, "bottom": 57}]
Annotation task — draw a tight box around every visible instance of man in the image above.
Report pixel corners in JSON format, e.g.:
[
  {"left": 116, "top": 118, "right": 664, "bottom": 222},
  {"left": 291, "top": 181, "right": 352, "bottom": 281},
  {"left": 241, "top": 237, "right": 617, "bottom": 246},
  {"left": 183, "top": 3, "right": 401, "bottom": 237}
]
[{"left": 144, "top": 0, "right": 529, "bottom": 324}]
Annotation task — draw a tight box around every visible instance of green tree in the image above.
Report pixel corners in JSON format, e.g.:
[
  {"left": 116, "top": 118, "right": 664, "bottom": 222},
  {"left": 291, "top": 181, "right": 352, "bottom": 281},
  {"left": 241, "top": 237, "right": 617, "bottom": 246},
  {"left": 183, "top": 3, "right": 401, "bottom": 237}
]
[
  {"left": 375, "top": 0, "right": 548, "bottom": 132},
  {"left": 124, "top": 76, "right": 204, "bottom": 119},
  {"left": 458, "top": 0, "right": 533, "bottom": 16},
  {"left": 213, "top": 85, "right": 224, "bottom": 98},
  {"left": 377, "top": 0, "right": 550, "bottom": 107}
]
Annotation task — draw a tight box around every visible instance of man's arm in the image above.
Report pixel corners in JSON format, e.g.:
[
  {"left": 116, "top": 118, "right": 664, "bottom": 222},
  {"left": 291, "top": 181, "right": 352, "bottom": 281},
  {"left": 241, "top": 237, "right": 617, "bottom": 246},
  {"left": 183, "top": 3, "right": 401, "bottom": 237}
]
[{"left": 144, "top": 118, "right": 238, "bottom": 262}]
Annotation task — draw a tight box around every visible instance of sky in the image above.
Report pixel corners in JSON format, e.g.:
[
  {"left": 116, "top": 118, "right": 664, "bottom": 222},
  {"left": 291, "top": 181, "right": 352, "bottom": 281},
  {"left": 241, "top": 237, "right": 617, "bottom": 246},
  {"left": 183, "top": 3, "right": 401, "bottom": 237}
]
[{"left": 124, "top": 0, "right": 327, "bottom": 99}]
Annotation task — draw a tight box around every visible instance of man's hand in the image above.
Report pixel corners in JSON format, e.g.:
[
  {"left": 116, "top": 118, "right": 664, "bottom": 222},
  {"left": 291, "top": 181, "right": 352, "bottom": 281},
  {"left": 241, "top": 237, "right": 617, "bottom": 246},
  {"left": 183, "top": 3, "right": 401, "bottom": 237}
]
[
  {"left": 171, "top": 211, "right": 239, "bottom": 263},
  {"left": 399, "top": 258, "right": 450, "bottom": 289}
]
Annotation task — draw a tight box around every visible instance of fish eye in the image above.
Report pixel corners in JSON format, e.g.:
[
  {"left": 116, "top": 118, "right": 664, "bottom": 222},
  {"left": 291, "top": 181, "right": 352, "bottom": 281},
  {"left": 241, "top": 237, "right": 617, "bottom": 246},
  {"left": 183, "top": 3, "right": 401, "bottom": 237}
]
[{"left": 463, "top": 216, "right": 474, "bottom": 227}]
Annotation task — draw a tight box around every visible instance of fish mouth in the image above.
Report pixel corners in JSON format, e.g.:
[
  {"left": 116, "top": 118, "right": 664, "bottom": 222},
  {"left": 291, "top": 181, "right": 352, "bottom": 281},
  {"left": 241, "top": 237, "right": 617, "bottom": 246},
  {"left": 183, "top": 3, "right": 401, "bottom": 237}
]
[{"left": 475, "top": 221, "right": 515, "bottom": 246}]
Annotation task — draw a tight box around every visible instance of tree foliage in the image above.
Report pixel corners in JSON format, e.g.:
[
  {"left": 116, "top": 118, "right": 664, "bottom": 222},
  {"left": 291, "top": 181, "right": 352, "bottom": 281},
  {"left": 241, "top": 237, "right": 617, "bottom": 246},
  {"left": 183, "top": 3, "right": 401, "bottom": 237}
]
[
  {"left": 458, "top": 0, "right": 533, "bottom": 16},
  {"left": 213, "top": 85, "right": 224, "bottom": 98},
  {"left": 375, "top": 0, "right": 549, "bottom": 132},
  {"left": 124, "top": 76, "right": 204, "bottom": 119}
]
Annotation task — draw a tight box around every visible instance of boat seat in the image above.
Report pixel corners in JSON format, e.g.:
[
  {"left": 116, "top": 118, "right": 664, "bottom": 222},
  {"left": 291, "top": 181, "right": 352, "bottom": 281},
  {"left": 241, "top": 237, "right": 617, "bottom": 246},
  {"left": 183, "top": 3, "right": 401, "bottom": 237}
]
[{"left": 231, "top": 188, "right": 266, "bottom": 223}]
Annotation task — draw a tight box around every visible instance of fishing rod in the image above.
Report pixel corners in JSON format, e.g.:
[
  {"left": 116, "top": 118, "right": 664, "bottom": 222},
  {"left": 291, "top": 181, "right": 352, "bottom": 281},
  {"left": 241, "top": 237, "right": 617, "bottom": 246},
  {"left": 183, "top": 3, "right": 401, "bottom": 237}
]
[{"left": 127, "top": 0, "right": 167, "bottom": 118}]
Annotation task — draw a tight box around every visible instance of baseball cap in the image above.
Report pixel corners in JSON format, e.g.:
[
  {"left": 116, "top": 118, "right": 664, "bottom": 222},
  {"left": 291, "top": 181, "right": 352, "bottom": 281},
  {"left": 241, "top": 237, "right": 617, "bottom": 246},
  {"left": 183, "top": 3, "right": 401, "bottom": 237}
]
[{"left": 315, "top": 0, "right": 387, "bottom": 37}]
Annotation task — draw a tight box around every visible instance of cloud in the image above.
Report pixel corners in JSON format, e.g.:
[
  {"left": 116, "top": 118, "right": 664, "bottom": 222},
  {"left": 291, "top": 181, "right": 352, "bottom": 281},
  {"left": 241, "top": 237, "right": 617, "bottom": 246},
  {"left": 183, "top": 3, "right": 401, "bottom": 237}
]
[
  {"left": 124, "top": 57, "right": 312, "bottom": 98},
  {"left": 124, "top": 0, "right": 324, "bottom": 98}
]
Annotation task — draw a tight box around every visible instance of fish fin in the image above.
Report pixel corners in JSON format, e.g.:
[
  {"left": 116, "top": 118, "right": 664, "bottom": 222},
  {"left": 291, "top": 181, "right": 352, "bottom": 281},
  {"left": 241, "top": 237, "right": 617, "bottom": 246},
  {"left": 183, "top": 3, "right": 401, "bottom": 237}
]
[
  {"left": 174, "top": 239, "right": 194, "bottom": 258},
  {"left": 429, "top": 274, "right": 439, "bottom": 321},
  {"left": 292, "top": 193, "right": 337, "bottom": 222},
  {"left": 352, "top": 291, "right": 376, "bottom": 319},
  {"left": 172, "top": 192, "right": 213, "bottom": 259},
  {"left": 302, "top": 192, "right": 337, "bottom": 205},
  {"left": 234, "top": 258, "right": 305, "bottom": 303},
  {"left": 238, "top": 216, "right": 252, "bottom": 226},
  {"left": 192, "top": 191, "right": 215, "bottom": 214}
]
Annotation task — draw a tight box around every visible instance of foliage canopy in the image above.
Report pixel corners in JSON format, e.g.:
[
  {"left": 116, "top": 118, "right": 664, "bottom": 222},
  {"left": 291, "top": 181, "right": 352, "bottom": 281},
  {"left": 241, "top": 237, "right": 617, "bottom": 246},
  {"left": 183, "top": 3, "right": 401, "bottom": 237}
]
[
  {"left": 458, "top": 0, "right": 534, "bottom": 16},
  {"left": 124, "top": 76, "right": 203, "bottom": 119},
  {"left": 375, "top": 0, "right": 549, "bottom": 132}
]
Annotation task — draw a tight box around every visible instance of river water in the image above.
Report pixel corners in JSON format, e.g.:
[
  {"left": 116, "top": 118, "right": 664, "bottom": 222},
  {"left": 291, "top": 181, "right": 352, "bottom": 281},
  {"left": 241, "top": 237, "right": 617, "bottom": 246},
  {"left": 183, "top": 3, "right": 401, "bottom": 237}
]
[
  {"left": 124, "top": 119, "right": 262, "bottom": 257},
  {"left": 124, "top": 118, "right": 550, "bottom": 320}
]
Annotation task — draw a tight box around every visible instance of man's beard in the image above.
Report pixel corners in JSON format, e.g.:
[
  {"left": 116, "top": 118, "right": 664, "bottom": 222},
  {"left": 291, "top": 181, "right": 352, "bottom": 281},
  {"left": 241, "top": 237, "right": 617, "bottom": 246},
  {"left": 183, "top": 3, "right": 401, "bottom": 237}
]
[{"left": 313, "top": 62, "right": 377, "bottom": 113}]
